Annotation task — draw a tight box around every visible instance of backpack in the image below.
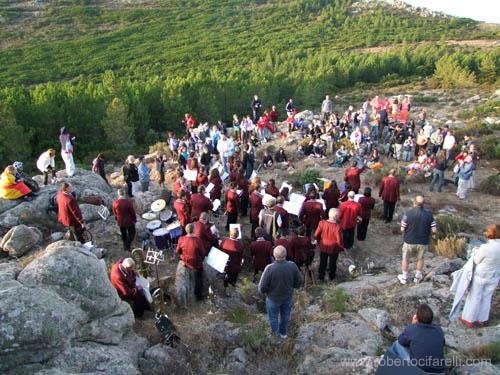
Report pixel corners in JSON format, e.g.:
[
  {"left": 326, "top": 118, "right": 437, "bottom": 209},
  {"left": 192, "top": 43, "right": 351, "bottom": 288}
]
[{"left": 47, "top": 192, "right": 58, "bottom": 214}]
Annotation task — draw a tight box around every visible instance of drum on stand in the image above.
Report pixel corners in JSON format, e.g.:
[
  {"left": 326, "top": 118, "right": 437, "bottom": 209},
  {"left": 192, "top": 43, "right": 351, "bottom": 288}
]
[
  {"left": 146, "top": 220, "right": 162, "bottom": 232},
  {"left": 166, "top": 221, "right": 182, "bottom": 249},
  {"left": 159, "top": 209, "right": 173, "bottom": 223},
  {"left": 153, "top": 227, "right": 170, "bottom": 250}
]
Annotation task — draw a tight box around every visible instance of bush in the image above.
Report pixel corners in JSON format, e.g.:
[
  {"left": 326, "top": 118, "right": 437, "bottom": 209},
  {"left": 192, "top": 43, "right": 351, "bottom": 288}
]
[
  {"left": 470, "top": 342, "right": 500, "bottom": 362},
  {"left": 478, "top": 174, "right": 500, "bottom": 196},
  {"left": 477, "top": 135, "right": 500, "bottom": 160},
  {"left": 324, "top": 288, "right": 349, "bottom": 315},
  {"left": 413, "top": 95, "right": 438, "bottom": 103},
  {"left": 434, "top": 236, "right": 467, "bottom": 259},
  {"left": 226, "top": 305, "right": 252, "bottom": 325},
  {"left": 240, "top": 322, "right": 273, "bottom": 352},
  {"left": 430, "top": 56, "right": 476, "bottom": 89},
  {"left": 298, "top": 169, "right": 321, "bottom": 187},
  {"left": 435, "top": 215, "right": 473, "bottom": 240},
  {"left": 149, "top": 141, "right": 170, "bottom": 155}
]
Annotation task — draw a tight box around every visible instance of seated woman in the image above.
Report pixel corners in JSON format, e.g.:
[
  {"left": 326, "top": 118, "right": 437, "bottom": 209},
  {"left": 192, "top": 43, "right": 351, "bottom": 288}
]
[
  {"left": 367, "top": 148, "right": 383, "bottom": 169},
  {"left": 274, "top": 147, "right": 288, "bottom": 164},
  {"left": 332, "top": 145, "right": 349, "bottom": 167},
  {"left": 310, "top": 139, "right": 325, "bottom": 159},
  {"left": 406, "top": 150, "right": 431, "bottom": 174},
  {"left": 0, "top": 165, "right": 33, "bottom": 201},
  {"left": 262, "top": 151, "right": 273, "bottom": 169}
]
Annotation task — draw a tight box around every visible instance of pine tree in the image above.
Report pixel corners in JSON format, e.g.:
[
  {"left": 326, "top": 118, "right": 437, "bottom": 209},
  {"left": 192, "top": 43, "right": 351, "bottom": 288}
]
[
  {"left": 478, "top": 53, "right": 498, "bottom": 84},
  {"left": 0, "top": 106, "right": 31, "bottom": 163},
  {"left": 101, "top": 98, "right": 136, "bottom": 157}
]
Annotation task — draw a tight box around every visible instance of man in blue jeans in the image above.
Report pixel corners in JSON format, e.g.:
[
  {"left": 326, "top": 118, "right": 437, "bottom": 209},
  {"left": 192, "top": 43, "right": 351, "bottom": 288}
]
[{"left": 258, "top": 245, "right": 303, "bottom": 339}]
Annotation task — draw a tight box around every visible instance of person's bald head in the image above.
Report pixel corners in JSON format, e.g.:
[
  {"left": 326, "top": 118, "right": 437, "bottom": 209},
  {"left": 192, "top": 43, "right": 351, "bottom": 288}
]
[
  {"left": 122, "top": 258, "right": 135, "bottom": 269},
  {"left": 329, "top": 208, "right": 338, "bottom": 220},
  {"left": 414, "top": 195, "right": 425, "bottom": 207},
  {"left": 230, "top": 228, "right": 239, "bottom": 239},
  {"left": 348, "top": 191, "right": 355, "bottom": 200},
  {"left": 389, "top": 168, "right": 396, "bottom": 176},
  {"left": 199, "top": 212, "right": 209, "bottom": 223},
  {"left": 185, "top": 223, "right": 194, "bottom": 234},
  {"left": 273, "top": 245, "right": 287, "bottom": 260}
]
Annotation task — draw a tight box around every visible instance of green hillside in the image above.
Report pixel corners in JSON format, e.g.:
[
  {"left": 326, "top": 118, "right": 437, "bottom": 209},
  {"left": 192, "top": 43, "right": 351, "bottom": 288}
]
[{"left": 0, "top": 0, "right": 499, "bottom": 163}]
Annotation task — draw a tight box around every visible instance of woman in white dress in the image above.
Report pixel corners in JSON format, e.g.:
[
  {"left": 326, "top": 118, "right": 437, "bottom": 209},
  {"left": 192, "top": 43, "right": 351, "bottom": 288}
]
[{"left": 460, "top": 224, "right": 500, "bottom": 327}]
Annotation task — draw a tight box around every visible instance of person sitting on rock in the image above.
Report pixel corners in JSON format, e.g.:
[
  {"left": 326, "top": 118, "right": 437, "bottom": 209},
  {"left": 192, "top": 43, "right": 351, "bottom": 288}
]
[
  {"left": 382, "top": 304, "right": 445, "bottom": 374},
  {"left": 262, "top": 151, "right": 273, "bottom": 169},
  {"left": 110, "top": 258, "right": 150, "bottom": 318},
  {"left": 332, "top": 145, "right": 349, "bottom": 167},
  {"left": 0, "top": 165, "right": 34, "bottom": 201}
]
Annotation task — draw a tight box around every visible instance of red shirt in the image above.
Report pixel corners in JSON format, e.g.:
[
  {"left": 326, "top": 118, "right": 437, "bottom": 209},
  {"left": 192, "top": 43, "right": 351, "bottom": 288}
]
[
  {"left": 290, "top": 233, "right": 314, "bottom": 263},
  {"left": 112, "top": 198, "right": 137, "bottom": 228},
  {"left": 339, "top": 200, "right": 361, "bottom": 230},
  {"left": 196, "top": 173, "right": 208, "bottom": 187},
  {"left": 190, "top": 193, "right": 213, "bottom": 220},
  {"left": 250, "top": 238, "right": 273, "bottom": 271},
  {"left": 237, "top": 178, "right": 249, "bottom": 198},
  {"left": 57, "top": 191, "right": 83, "bottom": 227},
  {"left": 323, "top": 187, "right": 340, "bottom": 210},
  {"left": 176, "top": 234, "right": 204, "bottom": 270},
  {"left": 174, "top": 198, "right": 191, "bottom": 227},
  {"left": 220, "top": 238, "right": 244, "bottom": 274},
  {"left": 314, "top": 220, "right": 344, "bottom": 255},
  {"left": 110, "top": 259, "right": 139, "bottom": 300},
  {"left": 344, "top": 167, "right": 364, "bottom": 192},
  {"left": 249, "top": 191, "right": 263, "bottom": 222},
  {"left": 358, "top": 196, "right": 376, "bottom": 220},
  {"left": 193, "top": 220, "right": 216, "bottom": 256},
  {"left": 185, "top": 115, "right": 195, "bottom": 129},
  {"left": 299, "top": 200, "right": 325, "bottom": 230},
  {"left": 379, "top": 176, "right": 400, "bottom": 203},
  {"left": 273, "top": 204, "right": 289, "bottom": 230},
  {"left": 225, "top": 189, "right": 241, "bottom": 213}
]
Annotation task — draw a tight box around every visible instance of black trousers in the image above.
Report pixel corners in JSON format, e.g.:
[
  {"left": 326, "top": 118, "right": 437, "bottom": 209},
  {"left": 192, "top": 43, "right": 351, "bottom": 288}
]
[
  {"left": 343, "top": 228, "right": 355, "bottom": 249},
  {"left": 127, "top": 293, "right": 150, "bottom": 318},
  {"left": 195, "top": 268, "right": 204, "bottom": 301},
  {"left": 224, "top": 271, "right": 239, "bottom": 287},
  {"left": 318, "top": 252, "right": 339, "bottom": 281},
  {"left": 240, "top": 196, "right": 248, "bottom": 216},
  {"left": 383, "top": 201, "right": 396, "bottom": 222},
  {"left": 251, "top": 219, "right": 259, "bottom": 240},
  {"left": 43, "top": 166, "right": 56, "bottom": 185},
  {"left": 357, "top": 218, "right": 370, "bottom": 241},
  {"left": 68, "top": 224, "right": 85, "bottom": 244},
  {"left": 120, "top": 225, "right": 136, "bottom": 251},
  {"left": 226, "top": 211, "right": 238, "bottom": 230},
  {"left": 125, "top": 180, "right": 133, "bottom": 197}
]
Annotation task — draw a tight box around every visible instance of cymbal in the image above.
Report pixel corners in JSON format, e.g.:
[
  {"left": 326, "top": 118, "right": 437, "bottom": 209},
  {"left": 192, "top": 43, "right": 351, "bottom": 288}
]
[{"left": 151, "top": 199, "right": 166, "bottom": 212}]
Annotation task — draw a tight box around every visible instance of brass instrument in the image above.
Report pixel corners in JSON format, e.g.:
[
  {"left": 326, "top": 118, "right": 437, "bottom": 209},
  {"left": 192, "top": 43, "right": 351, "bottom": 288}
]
[{"left": 131, "top": 248, "right": 152, "bottom": 278}]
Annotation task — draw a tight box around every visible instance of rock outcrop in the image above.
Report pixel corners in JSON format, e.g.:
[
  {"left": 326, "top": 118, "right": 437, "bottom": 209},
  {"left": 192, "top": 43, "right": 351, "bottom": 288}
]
[{"left": 0, "top": 225, "right": 42, "bottom": 257}]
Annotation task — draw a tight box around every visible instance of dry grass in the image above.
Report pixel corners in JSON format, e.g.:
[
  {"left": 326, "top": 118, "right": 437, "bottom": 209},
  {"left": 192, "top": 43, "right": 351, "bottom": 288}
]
[
  {"left": 434, "top": 236, "right": 467, "bottom": 259},
  {"left": 470, "top": 342, "right": 500, "bottom": 362}
]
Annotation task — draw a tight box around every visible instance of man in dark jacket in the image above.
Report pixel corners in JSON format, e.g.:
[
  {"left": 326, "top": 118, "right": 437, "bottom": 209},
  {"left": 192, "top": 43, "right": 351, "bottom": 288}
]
[
  {"left": 384, "top": 304, "right": 445, "bottom": 374},
  {"left": 259, "top": 245, "right": 303, "bottom": 339},
  {"left": 112, "top": 188, "right": 137, "bottom": 251},
  {"left": 57, "top": 182, "right": 85, "bottom": 243},
  {"left": 379, "top": 168, "right": 401, "bottom": 223}
]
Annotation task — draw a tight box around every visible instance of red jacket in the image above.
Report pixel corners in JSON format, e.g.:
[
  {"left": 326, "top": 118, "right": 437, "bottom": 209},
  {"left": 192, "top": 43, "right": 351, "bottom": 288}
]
[
  {"left": 193, "top": 220, "right": 216, "bottom": 256},
  {"left": 249, "top": 191, "right": 263, "bottom": 223},
  {"left": 110, "top": 259, "right": 139, "bottom": 300},
  {"left": 250, "top": 238, "right": 273, "bottom": 271},
  {"left": 196, "top": 173, "right": 208, "bottom": 187},
  {"left": 57, "top": 191, "right": 83, "bottom": 227},
  {"left": 173, "top": 178, "right": 182, "bottom": 194},
  {"left": 344, "top": 167, "right": 364, "bottom": 192},
  {"left": 225, "top": 189, "right": 241, "bottom": 213},
  {"left": 299, "top": 200, "right": 325, "bottom": 230},
  {"left": 358, "top": 196, "right": 376, "bottom": 220},
  {"left": 265, "top": 185, "right": 280, "bottom": 198},
  {"left": 185, "top": 115, "right": 195, "bottom": 129},
  {"left": 290, "top": 233, "right": 314, "bottom": 263},
  {"left": 176, "top": 234, "right": 204, "bottom": 270},
  {"left": 209, "top": 176, "right": 223, "bottom": 200},
  {"left": 237, "top": 178, "right": 249, "bottom": 198},
  {"left": 229, "top": 170, "right": 241, "bottom": 183},
  {"left": 273, "top": 204, "right": 289, "bottom": 230},
  {"left": 339, "top": 200, "right": 361, "bottom": 230},
  {"left": 174, "top": 199, "right": 191, "bottom": 228},
  {"left": 220, "top": 238, "right": 244, "bottom": 274},
  {"left": 190, "top": 193, "right": 213, "bottom": 220},
  {"left": 314, "top": 220, "right": 344, "bottom": 255},
  {"left": 274, "top": 237, "right": 292, "bottom": 259},
  {"left": 379, "top": 176, "right": 400, "bottom": 203},
  {"left": 112, "top": 198, "right": 136, "bottom": 228},
  {"left": 323, "top": 187, "right": 340, "bottom": 210},
  {"left": 269, "top": 110, "right": 279, "bottom": 122}
]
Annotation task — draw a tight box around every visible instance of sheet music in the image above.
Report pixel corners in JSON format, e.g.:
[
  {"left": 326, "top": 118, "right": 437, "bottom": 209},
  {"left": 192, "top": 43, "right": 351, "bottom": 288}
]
[
  {"left": 279, "top": 182, "right": 292, "bottom": 193},
  {"left": 184, "top": 169, "right": 197, "bottom": 181},
  {"left": 229, "top": 223, "right": 242, "bottom": 239},
  {"left": 206, "top": 247, "right": 229, "bottom": 273},
  {"left": 212, "top": 199, "right": 221, "bottom": 211},
  {"left": 206, "top": 183, "right": 214, "bottom": 193},
  {"left": 283, "top": 201, "right": 301, "bottom": 216},
  {"left": 289, "top": 193, "right": 306, "bottom": 205}
]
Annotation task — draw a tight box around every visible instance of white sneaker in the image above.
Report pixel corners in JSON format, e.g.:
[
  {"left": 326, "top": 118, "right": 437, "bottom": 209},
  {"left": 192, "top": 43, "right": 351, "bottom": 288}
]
[
  {"left": 279, "top": 334, "right": 288, "bottom": 340},
  {"left": 413, "top": 275, "right": 423, "bottom": 284},
  {"left": 397, "top": 274, "right": 408, "bottom": 285}
]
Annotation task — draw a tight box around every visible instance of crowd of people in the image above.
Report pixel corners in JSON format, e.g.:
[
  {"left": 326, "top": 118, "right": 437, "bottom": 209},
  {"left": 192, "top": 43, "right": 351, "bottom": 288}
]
[{"left": 0, "top": 93, "right": 498, "bottom": 374}]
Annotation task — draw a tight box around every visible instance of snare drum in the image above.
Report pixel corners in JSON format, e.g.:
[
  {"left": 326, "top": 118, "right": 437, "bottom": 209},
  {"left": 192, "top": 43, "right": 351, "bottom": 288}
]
[
  {"left": 153, "top": 227, "right": 170, "bottom": 250},
  {"left": 159, "top": 209, "right": 173, "bottom": 223},
  {"left": 166, "top": 221, "right": 182, "bottom": 244},
  {"left": 146, "top": 220, "right": 162, "bottom": 232}
]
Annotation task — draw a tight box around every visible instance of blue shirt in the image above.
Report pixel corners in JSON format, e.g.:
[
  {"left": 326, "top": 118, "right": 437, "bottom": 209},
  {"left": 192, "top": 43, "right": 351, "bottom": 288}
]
[
  {"left": 401, "top": 207, "right": 436, "bottom": 245},
  {"left": 138, "top": 163, "right": 150, "bottom": 183}
]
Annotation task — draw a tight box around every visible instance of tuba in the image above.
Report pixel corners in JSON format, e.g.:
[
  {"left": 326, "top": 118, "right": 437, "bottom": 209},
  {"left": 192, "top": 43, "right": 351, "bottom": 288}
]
[{"left": 131, "top": 248, "right": 152, "bottom": 278}]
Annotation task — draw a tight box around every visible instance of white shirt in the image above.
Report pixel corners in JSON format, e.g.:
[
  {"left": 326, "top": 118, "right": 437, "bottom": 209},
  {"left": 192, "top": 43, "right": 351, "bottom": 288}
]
[
  {"left": 36, "top": 151, "right": 55, "bottom": 173},
  {"left": 473, "top": 239, "right": 500, "bottom": 279},
  {"left": 442, "top": 135, "right": 456, "bottom": 151}
]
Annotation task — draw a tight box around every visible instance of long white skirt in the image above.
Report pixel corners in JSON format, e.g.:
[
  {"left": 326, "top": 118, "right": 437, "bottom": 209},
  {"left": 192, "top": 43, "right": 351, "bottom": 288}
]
[
  {"left": 61, "top": 151, "right": 75, "bottom": 177},
  {"left": 462, "top": 275, "right": 499, "bottom": 323},
  {"left": 456, "top": 178, "right": 469, "bottom": 199}
]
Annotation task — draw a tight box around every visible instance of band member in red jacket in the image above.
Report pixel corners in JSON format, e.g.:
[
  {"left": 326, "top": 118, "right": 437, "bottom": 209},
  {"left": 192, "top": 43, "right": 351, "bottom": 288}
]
[
  {"left": 176, "top": 223, "right": 205, "bottom": 301},
  {"left": 209, "top": 169, "right": 223, "bottom": 201},
  {"left": 299, "top": 190, "right": 325, "bottom": 237},
  {"left": 323, "top": 180, "right": 341, "bottom": 210},
  {"left": 379, "top": 168, "right": 400, "bottom": 223},
  {"left": 338, "top": 191, "right": 362, "bottom": 249},
  {"left": 112, "top": 188, "right": 137, "bottom": 251},
  {"left": 56, "top": 182, "right": 85, "bottom": 243},
  {"left": 250, "top": 227, "right": 274, "bottom": 281},
  {"left": 249, "top": 185, "right": 264, "bottom": 240},
  {"left": 220, "top": 228, "right": 244, "bottom": 287},
  {"left": 190, "top": 185, "right": 213, "bottom": 221},
  {"left": 344, "top": 161, "right": 366, "bottom": 194},
  {"left": 265, "top": 179, "right": 280, "bottom": 198},
  {"left": 191, "top": 167, "right": 208, "bottom": 194},
  {"left": 110, "top": 258, "right": 150, "bottom": 317},
  {"left": 314, "top": 209, "right": 344, "bottom": 282},
  {"left": 237, "top": 171, "right": 249, "bottom": 216},
  {"left": 290, "top": 225, "right": 315, "bottom": 269},
  {"left": 273, "top": 196, "right": 289, "bottom": 234},
  {"left": 357, "top": 187, "right": 376, "bottom": 241},
  {"left": 192, "top": 212, "right": 217, "bottom": 257},
  {"left": 225, "top": 181, "right": 241, "bottom": 230},
  {"left": 174, "top": 190, "right": 192, "bottom": 233},
  {"left": 274, "top": 230, "right": 292, "bottom": 260}
]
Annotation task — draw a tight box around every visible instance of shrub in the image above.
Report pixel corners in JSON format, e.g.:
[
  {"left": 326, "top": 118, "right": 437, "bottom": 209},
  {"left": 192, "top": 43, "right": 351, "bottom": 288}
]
[
  {"left": 298, "top": 169, "right": 321, "bottom": 187},
  {"left": 149, "top": 141, "right": 170, "bottom": 155},
  {"left": 435, "top": 215, "right": 473, "bottom": 240},
  {"left": 478, "top": 174, "right": 500, "bottom": 196},
  {"left": 477, "top": 135, "right": 500, "bottom": 160},
  {"left": 470, "top": 342, "right": 500, "bottom": 362},
  {"left": 413, "top": 95, "right": 438, "bottom": 103},
  {"left": 430, "top": 56, "right": 476, "bottom": 89},
  {"left": 324, "top": 288, "right": 349, "bottom": 315},
  {"left": 226, "top": 305, "right": 252, "bottom": 325},
  {"left": 240, "top": 322, "right": 273, "bottom": 352},
  {"left": 434, "top": 236, "right": 467, "bottom": 259}
]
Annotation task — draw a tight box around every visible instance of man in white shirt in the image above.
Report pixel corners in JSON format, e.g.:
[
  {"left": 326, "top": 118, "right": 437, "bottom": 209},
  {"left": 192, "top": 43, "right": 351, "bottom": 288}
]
[{"left": 442, "top": 130, "right": 456, "bottom": 163}]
